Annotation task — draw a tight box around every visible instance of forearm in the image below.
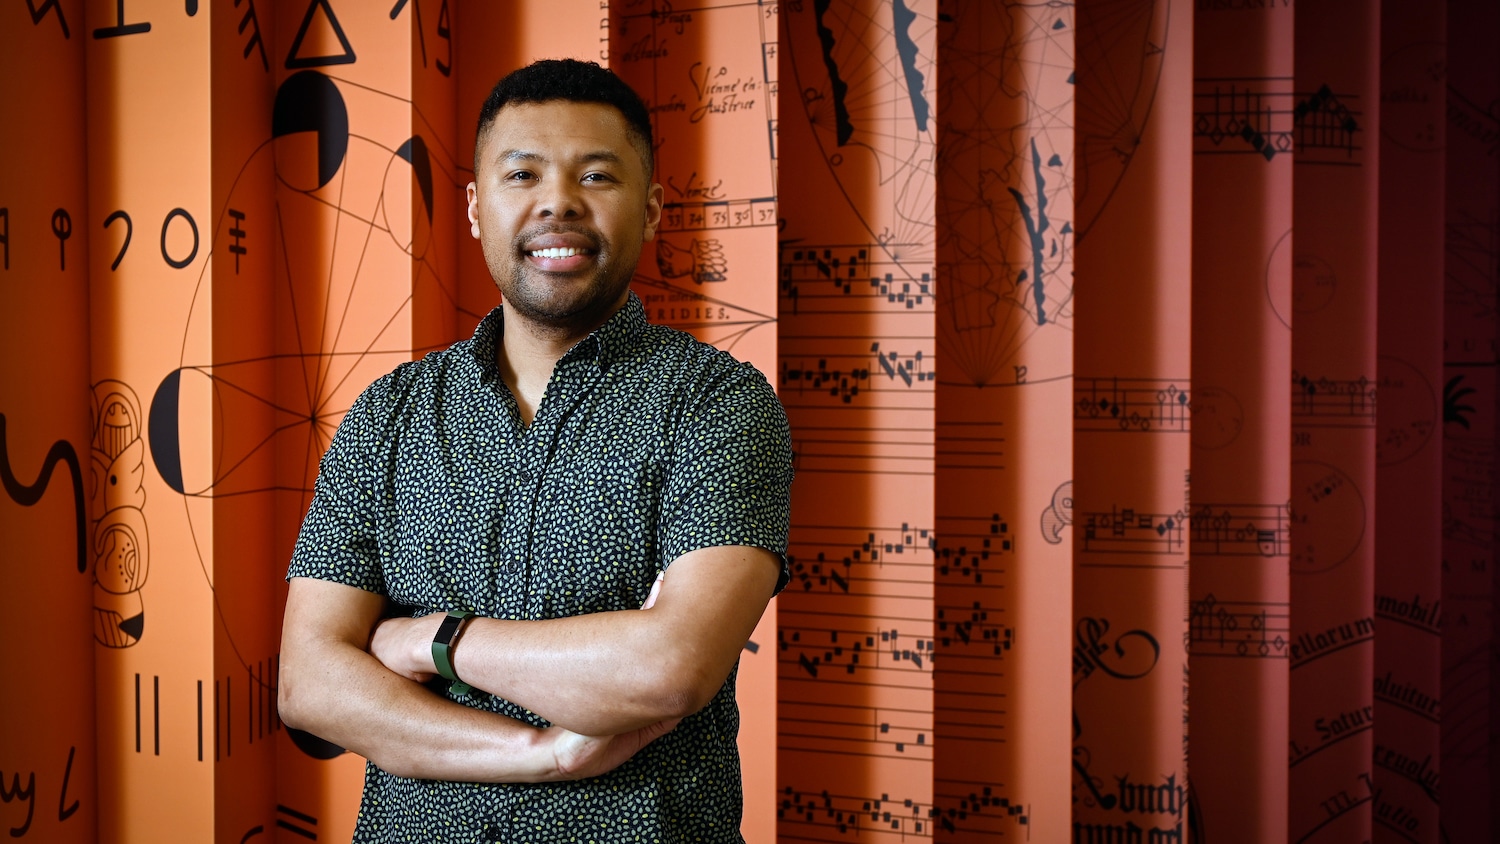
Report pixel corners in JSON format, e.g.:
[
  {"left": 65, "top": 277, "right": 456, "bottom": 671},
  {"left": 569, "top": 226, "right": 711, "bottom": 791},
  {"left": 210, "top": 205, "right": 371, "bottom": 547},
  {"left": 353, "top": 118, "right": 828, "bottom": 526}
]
[
  {"left": 455, "top": 608, "right": 698, "bottom": 736},
  {"left": 376, "top": 546, "right": 781, "bottom": 736},
  {"left": 279, "top": 635, "right": 560, "bottom": 783}
]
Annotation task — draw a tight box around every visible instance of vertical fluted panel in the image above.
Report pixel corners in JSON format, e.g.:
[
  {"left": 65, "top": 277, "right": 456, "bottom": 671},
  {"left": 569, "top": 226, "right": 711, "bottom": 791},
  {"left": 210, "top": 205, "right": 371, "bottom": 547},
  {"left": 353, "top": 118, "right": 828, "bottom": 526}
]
[
  {"left": 1288, "top": 2, "right": 1380, "bottom": 841},
  {"left": 935, "top": 1, "right": 1074, "bottom": 838},
  {"left": 1073, "top": 0, "right": 1192, "bottom": 839},
  {"left": 1188, "top": 2, "right": 1294, "bottom": 841}
]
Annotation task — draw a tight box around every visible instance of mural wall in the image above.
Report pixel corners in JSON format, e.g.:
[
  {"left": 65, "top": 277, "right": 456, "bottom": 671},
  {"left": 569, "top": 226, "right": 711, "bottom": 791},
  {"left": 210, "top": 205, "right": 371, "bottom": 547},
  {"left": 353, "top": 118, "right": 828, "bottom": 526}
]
[{"left": 2, "top": 1, "right": 1498, "bottom": 842}]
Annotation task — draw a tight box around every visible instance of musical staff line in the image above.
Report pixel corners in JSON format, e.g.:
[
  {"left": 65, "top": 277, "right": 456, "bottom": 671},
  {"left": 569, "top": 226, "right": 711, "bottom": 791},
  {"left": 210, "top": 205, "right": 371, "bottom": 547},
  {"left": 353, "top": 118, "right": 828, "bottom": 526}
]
[
  {"left": 935, "top": 778, "right": 1029, "bottom": 838},
  {"left": 787, "top": 523, "right": 936, "bottom": 597},
  {"left": 778, "top": 621, "right": 936, "bottom": 681},
  {"left": 1190, "top": 502, "right": 1291, "bottom": 558},
  {"left": 780, "top": 700, "right": 935, "bottom": 761},
  {"left": 1075, "top": 377, "right": 1190, "bottom": 433},
  {"left": 1190, "top": 594, "right": 1291, "bottom": 659},
  {"left": 780, "top": 242, "right": 935, "bottom": 314},
  {"left": 1193, "top": 76, "right": 1296, "bottom": 161},
  {"left": 1292, "top": 370, "right": 1377, "bottom": 428},
  {"left": 779, "top": 788, "right": 939, "bottom": 840},
  {"left": 1081, "top": 506, "right": 1187, "bottom": 555}
]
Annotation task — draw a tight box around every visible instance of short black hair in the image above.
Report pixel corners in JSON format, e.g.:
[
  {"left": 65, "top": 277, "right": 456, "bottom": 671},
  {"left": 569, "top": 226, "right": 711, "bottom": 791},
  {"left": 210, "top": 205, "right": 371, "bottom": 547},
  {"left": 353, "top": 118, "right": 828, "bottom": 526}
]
[{"left": 475, "top": 59, "right": 654, "bottom": 176}]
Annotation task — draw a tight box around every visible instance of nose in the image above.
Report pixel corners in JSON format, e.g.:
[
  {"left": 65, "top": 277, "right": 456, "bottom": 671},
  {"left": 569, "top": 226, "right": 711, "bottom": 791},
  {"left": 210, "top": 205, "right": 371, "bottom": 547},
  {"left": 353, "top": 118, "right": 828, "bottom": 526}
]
[{"left": 537, "top": 177, "right": 584, "bottom": 220}]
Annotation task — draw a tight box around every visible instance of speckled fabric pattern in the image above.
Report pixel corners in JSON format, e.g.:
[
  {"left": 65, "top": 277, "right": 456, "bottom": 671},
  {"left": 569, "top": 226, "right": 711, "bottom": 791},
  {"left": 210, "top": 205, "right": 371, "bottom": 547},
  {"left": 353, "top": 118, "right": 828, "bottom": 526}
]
[{"left": 287, "top": 293, "right": 793, "bottom": 843}]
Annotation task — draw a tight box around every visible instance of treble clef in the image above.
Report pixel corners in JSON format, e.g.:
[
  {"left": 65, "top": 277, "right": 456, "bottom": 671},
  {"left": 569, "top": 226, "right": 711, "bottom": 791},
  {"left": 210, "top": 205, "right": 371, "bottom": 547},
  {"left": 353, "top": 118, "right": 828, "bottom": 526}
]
[{"left": 52, "top": 207, "right": 73, "bottom": 271}]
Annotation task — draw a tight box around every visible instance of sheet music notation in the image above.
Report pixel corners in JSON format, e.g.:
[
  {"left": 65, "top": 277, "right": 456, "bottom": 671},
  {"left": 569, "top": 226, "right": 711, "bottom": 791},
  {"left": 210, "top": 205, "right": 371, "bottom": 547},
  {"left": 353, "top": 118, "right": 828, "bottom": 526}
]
[
  {"left": 936, "top": 420, "right": 1006, "bottom": 472},
  {"left": 779, "top": 622, "right": 936, "bottom": 681},
  {"left": 1074, "top": 377, "right": 1190, "bottom": 433},
  {"left": 1189, "top": 502, "right": 1291, "bottom": 557},
  {"left": 779, "top": 700, "right": 935, "bottom": 761},
  {"left": 934, "top": 513, "right": 1012, "bottom": 590},
  {"left": 1291, "top": 370, "right": 1377, "bottom": 428},
  {"left": 1291, "top": 84, "right": 1364, "bottom": 164},
  {"left": 1193, "top": 76, "right": 1296, "bottom": 160},
  {"left": 780, "top": 242, "right": 936, "bottom": 315},
  {"left": 779, "top": 788, "right": 939, "bottom": 840},
  {"left": 780, "top": 344, "right": 937, "bottom": 403},
  {"left": 787, "top": 523, "right": 936, "bottom": 598},
  {"left": 936, "top": 602, "right": 1013, "bottom": 664},
  {"left": 1080, "top": 506, "right": 1188, "bottom": 556},
  {"left": 1189, "top": 594, "right": 1291, "bottom": 659},
  {"left": 934, "top": 778, "right": 1030, "bottom": 838}
]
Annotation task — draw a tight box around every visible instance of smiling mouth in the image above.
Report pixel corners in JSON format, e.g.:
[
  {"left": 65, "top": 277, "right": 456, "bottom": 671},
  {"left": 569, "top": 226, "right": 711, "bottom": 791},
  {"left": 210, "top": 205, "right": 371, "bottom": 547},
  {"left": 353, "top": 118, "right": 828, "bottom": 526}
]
[{"left": 527, "top": 246, "right": 590, "bottom": 259}]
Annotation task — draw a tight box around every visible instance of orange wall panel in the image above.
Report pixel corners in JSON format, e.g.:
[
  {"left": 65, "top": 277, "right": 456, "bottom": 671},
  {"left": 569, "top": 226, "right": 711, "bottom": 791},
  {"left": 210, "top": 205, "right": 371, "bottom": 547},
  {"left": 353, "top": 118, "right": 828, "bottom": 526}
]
[
  {"left": 778, "top": 1, "right": 937, "bottom": 839},
  {"left": 1289, "top": 2, "right": 1381, "bottom": 841},
  {"left": 0, "top": 1, "right": 96, "bottom": 839},
  {"left": 933, "top": 2, "right": 1074, "bottom": 839},
  {"left": 1188, "top": 2, "right": 1295, "bottom": 841},
  {"left": 1073, "top": 0, "right": 1192, "bottom": 839},
  {"left": 84, "top": 0, "right": 217, "bottom": 838}
]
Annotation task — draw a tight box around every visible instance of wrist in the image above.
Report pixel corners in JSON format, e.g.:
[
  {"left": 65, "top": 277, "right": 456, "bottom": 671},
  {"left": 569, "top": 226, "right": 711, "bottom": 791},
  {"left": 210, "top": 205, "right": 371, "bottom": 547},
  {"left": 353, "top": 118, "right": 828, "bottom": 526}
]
[{"left": 431, "top": 610, "right": 477, "bottom": 693}]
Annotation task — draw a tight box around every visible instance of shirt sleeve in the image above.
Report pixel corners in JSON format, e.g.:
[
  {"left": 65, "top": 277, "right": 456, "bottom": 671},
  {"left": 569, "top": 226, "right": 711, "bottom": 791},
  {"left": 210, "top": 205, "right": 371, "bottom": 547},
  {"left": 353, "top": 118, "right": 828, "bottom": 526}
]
[
  {"left": 285, "top": 381, "right": 389, "bottom": 594},
  {"left": 659, "top": 360, "right": 794, "bottom": 594}
]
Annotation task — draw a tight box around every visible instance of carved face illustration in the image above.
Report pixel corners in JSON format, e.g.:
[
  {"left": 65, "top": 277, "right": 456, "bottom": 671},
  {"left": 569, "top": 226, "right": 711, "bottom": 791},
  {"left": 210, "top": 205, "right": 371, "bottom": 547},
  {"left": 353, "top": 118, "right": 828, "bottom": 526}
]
[{"left": 96, "top": 393, "right": 140, "bottom": 460}]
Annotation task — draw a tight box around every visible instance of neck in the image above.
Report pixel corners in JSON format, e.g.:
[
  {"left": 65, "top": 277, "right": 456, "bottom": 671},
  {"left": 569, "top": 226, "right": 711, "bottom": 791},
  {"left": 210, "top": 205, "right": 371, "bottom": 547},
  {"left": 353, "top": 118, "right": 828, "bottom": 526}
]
[{"left": 495, "top": 299, "right": 619, "bottom": 425}]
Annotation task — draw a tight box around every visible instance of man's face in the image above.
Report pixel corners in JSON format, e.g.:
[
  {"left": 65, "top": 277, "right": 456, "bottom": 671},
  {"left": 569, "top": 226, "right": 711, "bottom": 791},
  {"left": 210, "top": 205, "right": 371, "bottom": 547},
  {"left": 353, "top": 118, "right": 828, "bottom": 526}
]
[{"left": 467, "top": 101, "right": 663, "bottom": 335}]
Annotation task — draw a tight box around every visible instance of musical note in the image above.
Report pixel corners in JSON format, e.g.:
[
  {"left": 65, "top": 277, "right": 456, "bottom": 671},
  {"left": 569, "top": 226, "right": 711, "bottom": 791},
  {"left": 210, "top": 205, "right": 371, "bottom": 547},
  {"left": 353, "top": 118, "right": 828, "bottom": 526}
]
[
  {"left": 1189, "top": 502, "right": 1291, "bottom": 557},
  {"left": 1193, "top": 77, "right": 1296, "bottom": 161},
  {"left": 780, "top": 242, "right": 935, "bottom": 315},
  {"left": 935, "top": 602, "right": 1013, "bottom": 658},
  {"left": 778, "top": 623, "right": 935, "bottom": 679},
  {"left": 1292, "top": 83, "right": 1364, "bottom": 163},
  {"left": 934, "top": 780, "right": 1031, "bottom": 838},
  {"left": 1291, "top": 369, "right": 1377, "bottom": 427},
  {"left": 935, "top": 513, "right": 1012, "bottom": 589},
  {"left": 1189, "top": 594, "right": 1290, "bottom": 659},
  {"left": 788, "top": 523, "right": 936, "bottom": 598},
  {"left": 1080, "top": 506, "right": 1187, "bottom": 556},
  {"left": 779, "top": 787, "right": 938, "bottom": 838},
  {"left": 780, "top": 344, "right": 935, "bottom": 402},
  {"left": 1074, "top": 377, "right": 1190, "bottom": 433},
  {"left": 779, "top": 701, "right": 934, "bottom": 760}
]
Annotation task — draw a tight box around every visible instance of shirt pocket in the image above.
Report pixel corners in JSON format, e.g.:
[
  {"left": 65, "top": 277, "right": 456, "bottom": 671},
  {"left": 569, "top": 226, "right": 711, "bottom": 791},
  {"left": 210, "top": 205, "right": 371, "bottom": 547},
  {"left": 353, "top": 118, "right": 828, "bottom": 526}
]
[
  {"left": 388, "top": 476, "right": 504, "bottom": 612},
  {"left": 528, "top": 458, "right": 663, "bottom": 618}
]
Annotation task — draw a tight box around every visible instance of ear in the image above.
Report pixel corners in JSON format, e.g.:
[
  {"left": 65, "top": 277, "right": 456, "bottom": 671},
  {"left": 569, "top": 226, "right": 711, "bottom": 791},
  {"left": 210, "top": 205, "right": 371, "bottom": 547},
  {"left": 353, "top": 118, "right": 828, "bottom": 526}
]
[
  {"left": 465, "top": 181, "right": 481, "bottom": 239},
  {"left": 642, "top": 181, "right": 665, "bottom": 242}
]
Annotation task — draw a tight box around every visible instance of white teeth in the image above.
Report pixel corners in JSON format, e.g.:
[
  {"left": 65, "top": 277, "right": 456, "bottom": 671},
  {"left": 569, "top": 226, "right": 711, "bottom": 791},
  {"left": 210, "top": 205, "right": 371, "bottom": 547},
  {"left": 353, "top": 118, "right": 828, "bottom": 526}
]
[{"left": 529, "top": 247, "right": 583, "bottom": 259}]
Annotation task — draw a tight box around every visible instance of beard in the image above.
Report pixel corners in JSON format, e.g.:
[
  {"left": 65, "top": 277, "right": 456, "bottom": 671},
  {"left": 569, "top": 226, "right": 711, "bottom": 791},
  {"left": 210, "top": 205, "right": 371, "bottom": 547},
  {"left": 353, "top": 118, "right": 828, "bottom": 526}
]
[{"left": 494, "top": 223, "right": 640, "bottom": 334}]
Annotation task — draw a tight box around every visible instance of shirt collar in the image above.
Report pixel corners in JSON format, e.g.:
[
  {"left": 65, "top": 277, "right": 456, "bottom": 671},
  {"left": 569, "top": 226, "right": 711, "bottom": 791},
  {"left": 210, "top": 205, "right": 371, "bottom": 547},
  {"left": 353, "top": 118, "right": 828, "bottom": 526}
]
[{"left": 467, "top": 291, "right": 646, "bottom": 379}]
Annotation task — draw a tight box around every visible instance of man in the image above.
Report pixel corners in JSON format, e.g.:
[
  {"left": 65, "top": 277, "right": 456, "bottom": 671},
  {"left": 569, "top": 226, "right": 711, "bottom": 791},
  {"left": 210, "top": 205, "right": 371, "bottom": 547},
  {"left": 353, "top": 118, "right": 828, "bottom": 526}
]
[{"left": 278, "top": 59, "right": 792, "bottom": 843}]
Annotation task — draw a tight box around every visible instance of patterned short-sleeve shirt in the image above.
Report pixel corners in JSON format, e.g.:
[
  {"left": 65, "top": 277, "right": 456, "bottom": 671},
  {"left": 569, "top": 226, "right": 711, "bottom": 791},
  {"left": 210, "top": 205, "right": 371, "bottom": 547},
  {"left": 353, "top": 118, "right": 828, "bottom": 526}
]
[{"left": 287, "top": 292, "right": 793, "bottom": 843}]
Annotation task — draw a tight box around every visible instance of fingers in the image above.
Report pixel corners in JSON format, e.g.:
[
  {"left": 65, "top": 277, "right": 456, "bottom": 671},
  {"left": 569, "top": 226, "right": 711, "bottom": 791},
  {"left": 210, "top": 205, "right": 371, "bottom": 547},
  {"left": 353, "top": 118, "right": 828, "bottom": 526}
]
[{"left": 640, "top": 569, "right": 665, "bottom": 610}]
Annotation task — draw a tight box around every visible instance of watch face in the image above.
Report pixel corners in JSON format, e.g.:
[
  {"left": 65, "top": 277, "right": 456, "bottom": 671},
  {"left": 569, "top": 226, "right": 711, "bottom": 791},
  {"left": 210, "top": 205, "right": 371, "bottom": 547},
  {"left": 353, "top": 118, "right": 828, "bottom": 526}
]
[{"left": 435, "top": 613, "right": 465, "bottom": 643}]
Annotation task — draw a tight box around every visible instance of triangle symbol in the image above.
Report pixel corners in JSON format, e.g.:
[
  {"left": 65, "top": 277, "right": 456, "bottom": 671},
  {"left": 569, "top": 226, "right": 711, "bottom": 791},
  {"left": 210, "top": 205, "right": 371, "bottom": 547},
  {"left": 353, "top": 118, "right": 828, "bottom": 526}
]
[
  {"left": 285, "top": 0, "right": 356, "bottom": 69},
  {"left": 1147, "top": 41, "right": 1164, "bottom": 56}
]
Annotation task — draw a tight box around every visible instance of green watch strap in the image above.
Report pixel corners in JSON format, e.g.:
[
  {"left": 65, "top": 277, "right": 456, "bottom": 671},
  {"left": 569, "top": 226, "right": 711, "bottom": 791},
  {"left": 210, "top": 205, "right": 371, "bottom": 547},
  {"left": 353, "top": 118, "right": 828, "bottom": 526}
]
[{"left": 432, "top": 610, "right": 476, "bottom": 694}]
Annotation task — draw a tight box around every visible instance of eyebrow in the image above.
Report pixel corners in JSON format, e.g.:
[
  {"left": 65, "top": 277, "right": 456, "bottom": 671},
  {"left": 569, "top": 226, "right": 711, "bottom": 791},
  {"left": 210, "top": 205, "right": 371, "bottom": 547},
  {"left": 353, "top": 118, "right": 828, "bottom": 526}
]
[{"left": 496, "top": 149, "right": 627, "bottom": 167}]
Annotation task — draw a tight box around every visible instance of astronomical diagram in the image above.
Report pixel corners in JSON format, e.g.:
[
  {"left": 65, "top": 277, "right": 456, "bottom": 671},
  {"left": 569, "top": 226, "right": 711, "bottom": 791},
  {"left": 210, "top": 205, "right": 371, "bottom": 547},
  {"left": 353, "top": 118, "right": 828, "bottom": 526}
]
[{"left": 143, "top": 66, "right": 463, "bottom": 754}]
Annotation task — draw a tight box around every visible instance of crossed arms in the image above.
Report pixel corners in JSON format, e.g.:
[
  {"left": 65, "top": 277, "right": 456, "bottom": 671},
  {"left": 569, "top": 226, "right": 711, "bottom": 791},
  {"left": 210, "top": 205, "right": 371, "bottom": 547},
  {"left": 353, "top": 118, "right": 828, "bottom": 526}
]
[{"left": 277, "top": 543, "right": 780, "bottom": 783}]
